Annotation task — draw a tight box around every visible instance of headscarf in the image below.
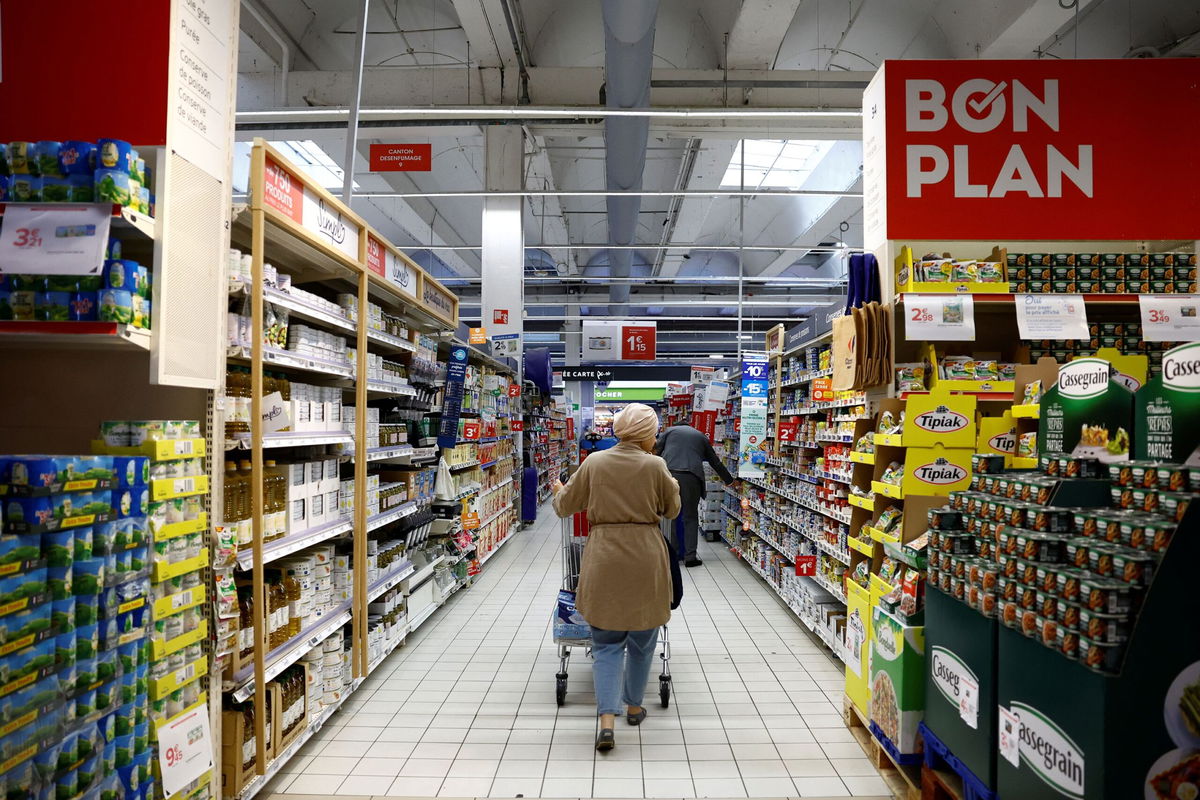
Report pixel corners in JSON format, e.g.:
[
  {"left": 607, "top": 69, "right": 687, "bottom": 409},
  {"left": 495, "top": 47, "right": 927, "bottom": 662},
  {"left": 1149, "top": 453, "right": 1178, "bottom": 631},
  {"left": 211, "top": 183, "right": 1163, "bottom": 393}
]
[{"left": 613, "top": 403, "right": 660, "bottom": 442}]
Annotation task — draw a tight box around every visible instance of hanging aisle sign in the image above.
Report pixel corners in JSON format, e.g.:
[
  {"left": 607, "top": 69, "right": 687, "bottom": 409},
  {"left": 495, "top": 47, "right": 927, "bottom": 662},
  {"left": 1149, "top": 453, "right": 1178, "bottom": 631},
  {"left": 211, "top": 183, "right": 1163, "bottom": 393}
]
[
  {"left": 437, "top": 346, "right": 469, "bottom": 449},
  {"left": 738, "top": 352, "right": 770, "bottom": 478}
]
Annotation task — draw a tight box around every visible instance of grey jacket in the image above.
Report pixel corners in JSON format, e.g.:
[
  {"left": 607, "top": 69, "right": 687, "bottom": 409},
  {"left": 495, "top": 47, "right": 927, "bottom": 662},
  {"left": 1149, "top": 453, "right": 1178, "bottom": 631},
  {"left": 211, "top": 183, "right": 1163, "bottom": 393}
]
[{"left": 655, "top": 424, "right": 735, "bottom": 486}]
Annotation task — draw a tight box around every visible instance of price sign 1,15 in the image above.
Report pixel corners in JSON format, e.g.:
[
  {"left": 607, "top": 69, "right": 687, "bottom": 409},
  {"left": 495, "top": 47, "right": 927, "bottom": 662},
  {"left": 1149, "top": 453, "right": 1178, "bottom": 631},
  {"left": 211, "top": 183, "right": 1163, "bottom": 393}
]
[{"left": 620, "top": 325, "right": 657, "bottom": 360}]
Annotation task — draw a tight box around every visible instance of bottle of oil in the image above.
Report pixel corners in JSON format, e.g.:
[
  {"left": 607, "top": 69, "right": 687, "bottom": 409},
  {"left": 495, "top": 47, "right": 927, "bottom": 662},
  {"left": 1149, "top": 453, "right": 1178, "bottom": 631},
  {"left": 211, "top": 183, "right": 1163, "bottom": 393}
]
[
  {"left": 237, "top": 585, "right": 254, "bottom": 660},
  {"left": 237, "top": 460, "right": 255, "bottom": 545},
  {"left": 281, "top": 568, "right": 301, "bottom": 638}
]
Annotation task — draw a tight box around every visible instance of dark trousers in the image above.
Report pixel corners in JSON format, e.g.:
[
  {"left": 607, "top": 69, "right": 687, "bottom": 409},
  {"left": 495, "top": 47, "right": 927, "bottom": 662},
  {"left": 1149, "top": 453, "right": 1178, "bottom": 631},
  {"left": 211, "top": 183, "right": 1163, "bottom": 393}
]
[{"left": 673, "top": 471, "right": 704, "bottom": 559}]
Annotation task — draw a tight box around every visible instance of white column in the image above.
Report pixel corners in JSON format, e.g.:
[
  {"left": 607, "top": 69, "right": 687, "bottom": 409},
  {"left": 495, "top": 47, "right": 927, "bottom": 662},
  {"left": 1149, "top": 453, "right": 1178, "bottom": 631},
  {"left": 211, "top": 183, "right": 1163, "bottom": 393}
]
[{"left": 482, "top": 126, "right": 525, "bottom": 353}]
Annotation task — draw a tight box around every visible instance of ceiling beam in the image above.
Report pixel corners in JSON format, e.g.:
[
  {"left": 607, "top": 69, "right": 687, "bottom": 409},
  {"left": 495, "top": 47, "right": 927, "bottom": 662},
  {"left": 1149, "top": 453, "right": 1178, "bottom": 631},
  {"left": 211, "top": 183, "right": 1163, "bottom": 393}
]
[
  {"left": 523, "top": 130, "right": 577, "bottom": 275},
  {"left": 656, "top": 140, "right": 737, "bottom": 278},
  {"left": 725, "top": 0, "right": 804, "bottom": 69}
]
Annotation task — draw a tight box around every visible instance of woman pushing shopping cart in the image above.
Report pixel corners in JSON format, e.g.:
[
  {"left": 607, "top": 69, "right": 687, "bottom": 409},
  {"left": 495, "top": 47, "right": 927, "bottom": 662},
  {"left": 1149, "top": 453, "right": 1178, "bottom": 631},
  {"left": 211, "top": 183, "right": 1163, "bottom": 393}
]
[{"left": 550, "top": 403, "right": 682, "bottom": 753}]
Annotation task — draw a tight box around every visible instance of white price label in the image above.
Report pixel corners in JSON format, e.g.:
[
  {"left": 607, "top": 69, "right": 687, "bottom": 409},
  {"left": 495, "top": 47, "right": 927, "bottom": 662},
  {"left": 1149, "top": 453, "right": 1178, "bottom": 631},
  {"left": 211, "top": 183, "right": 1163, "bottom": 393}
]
[
  {"left": 173, "top": 440, "right": 194, "bottom": 455},
  {"left": 998, "top": 705, "right": 1022, "bottom": 767},
  {"left": 1139, "top": 295, "right": 1200, "bottom": 341},
  {"left": 175, "top": 478, "right": 196, "bottom": 495},
  {"left": 905, "top": 294, "right": 976, "bottom": 341},
  {"left": 1015, "top": 294, "right": 1090, "bottom": 340},
  {"left": 0, "top": 204, "right": 112, "bottom": 276},
  {"left": 175, "top": 664, "right": 194, "bottom": 685},
  {"left": 959, "top": 675, "right": 979, "bottom": 729},
  {"left": 157, "top": 704, "right": 214, "bottom": 797}
]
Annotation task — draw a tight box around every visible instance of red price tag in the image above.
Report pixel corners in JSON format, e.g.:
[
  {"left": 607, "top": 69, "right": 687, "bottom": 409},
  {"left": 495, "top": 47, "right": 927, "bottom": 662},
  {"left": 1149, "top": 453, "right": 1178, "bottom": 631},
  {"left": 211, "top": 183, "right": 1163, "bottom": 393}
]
[
  {"left": 507, "top": 383, "right": 521, "bottom": 397},
  {"left": 910, "top": 306, "right": 933, "bottom": 323},
  {"left": 796, "top": 555, "right": 817, "bottom": 576},
  {"left": 733, "top": 417, "right": 741, "bottom": 433},
  {"left": 812, "top": 378, "right": 834, "bottom": 403},
  {"left": 462, "top": 421, "right": 481, "bottom": 440},
  {"left": 511, "top": 420, "right": 524, "bottom": 432},
  {"left": 620, "top": 324, "right": 657, "bottom": 360},
  {"left": 164, "top": 745, "right": 183, "bottom": 767},
  {"left": 12, "top": 227, "right": 44, "bottom": 248},
  {"left": 778, "top": 420, "right": 798, "bottom": 442}
]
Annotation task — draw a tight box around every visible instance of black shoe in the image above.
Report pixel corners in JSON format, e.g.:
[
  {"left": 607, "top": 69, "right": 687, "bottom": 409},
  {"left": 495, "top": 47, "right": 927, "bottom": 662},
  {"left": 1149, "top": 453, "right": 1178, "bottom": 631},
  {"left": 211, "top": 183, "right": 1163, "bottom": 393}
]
[
  {"left": 627, "top": 707, "right": 647, "bottom": 725},
  {"left": 685, "top": 557, "right": 703, "bottom": 567},
  {"left": 596, "top": 728, "right": 615, "bottom": 752}
]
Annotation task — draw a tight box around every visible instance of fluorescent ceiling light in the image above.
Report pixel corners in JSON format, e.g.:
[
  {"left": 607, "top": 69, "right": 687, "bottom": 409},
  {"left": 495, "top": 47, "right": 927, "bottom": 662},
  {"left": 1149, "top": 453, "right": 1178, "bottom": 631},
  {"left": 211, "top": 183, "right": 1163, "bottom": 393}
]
[
  {"left": 236, "top": 106, "right": 863, "bottom": 122},
  {"left": 722, "top": 139, "right": 835, "bottom": 190},
  {"left": 709, "top": 355, "right": 726, "bottom": 359}
]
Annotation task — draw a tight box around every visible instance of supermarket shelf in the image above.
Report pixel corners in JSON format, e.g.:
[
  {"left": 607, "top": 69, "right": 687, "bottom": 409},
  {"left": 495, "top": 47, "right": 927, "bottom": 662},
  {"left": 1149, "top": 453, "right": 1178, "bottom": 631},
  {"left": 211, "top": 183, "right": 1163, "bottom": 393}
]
[
  {"left": 366, "top": 560, "right": 416, "bottom": 602},
  {"left": 261, "top": 286, "right": 354, "bottom": 333},
  {"left": 741, "top": 558, "right": 849, "bottom": 664},
  {"left": 0, "top": 204, "right": 157, "bottom": 240},
  {"left": 748, "top": 528, "right": 794, "bottom": 562},
  {"left": 1012, "top": 403, "right": 1041, "bottom": 419},
  {"left": 448, "top": 460, "right": 480, "bottom": 471},
  {"left": 229, "top": 602, "right": 353, "bottom": 701},
  {"left": 405, "top": 555, "right": 447, "bottom": 591},
  {"left": 813, "top": 572, "right": 848, "bottom": 604},
  {"left": 848, "top": 493, "right": 875, "bottom": 511},
  {"left": 748, "top": 500, "right": 851, "bottom": 565},
  {"left": 815, "top": 433, "right": 855, "bottom": 444},
  {"left": 366, "top": 328, "right": 417, "bottom": 352},
  {"left": 745, "top": 477, "right": 853, "bottom": 525},
  {"left": 366, "top": 500, "right": 422, "bottom": 532},
  {"left": 850, "top": 451, "right": 875, "bottom": 465},
  {"left": 898, "top": 291, "right": 1142, "bottom": 305},
  {"left": 722, "top": 506, "right": 745, "bottom": 525},
  {"left": 0, "top": 321, "right": 152, "bottom": 350},
  {"left": 406, "top": 599, "right": 440, "bottom": 635},
  {"left": 782, "top": 440, "right": 821, "bottom": 449},
  {"left": 236, "top": 672, "right": 362, "bottom": 800},
  {"left": 477, "top": 503, "right": 514, "bottom": 531},
  {"left": 479, "top": 529, "right": 517, "bottom": 566},
  {"left": 366, "top": 380, "right": 418, "bottom": 397},
  {"left": 355, "top": 444, "right": 415, "bottom": 463},
  {"left": 480, "top": 477, "right": 514, "bottom": 499},
  {"left": 229, "top": 345, "right": 354, "bottom": 379},
  {"left": 900, "top": 389, "right": 1013, "bottom": 401},
  {"left": 432, "top": 485, "right": 481, "bottom": 504},
  {"left": 772, "top": 367, "right": 834, "bottom": 389},
  {"left": 236, "top": 517, "right": 354, "bottom": 570},
  {"left": 367, "top": 629, "right": 408, "bottom": 675},
  {"left": 229, "top": 430, "right": 353, "bottom": 450}
]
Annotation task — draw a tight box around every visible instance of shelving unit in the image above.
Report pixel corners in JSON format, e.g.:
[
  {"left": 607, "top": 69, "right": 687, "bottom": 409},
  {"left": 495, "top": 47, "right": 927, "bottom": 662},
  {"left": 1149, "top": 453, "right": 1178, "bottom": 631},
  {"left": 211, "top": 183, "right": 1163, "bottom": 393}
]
[{"left": 215, "top": 140, "right": 498, "bottom": 799}]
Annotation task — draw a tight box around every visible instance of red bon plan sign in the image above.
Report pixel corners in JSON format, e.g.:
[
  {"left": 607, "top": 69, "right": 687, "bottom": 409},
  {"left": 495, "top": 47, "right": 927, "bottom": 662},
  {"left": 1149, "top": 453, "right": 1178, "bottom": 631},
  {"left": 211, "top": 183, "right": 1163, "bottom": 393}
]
[
  {"left": 620, "top": 325, "right": 656, "bottom": 360},
  {"left": 796, "top": 555, "right": 817, "bottom": 576},
  {"left": 461, "top": 421, "right": 481, "bottom": 441},
  {"left": 511, "top": 420, "right": 524, "bottom": 432},
  {"left": 868, "top": 59, "right": 1200, "bottom": 241},
  {"left": 263, "top": 157, "right": 302, "bottom": 224},
  {"left": 778, "top": 419, "right": 798, "bottom": 443},
  {"left": 369, "top": 144, "right": 432, "bottom": 171}
]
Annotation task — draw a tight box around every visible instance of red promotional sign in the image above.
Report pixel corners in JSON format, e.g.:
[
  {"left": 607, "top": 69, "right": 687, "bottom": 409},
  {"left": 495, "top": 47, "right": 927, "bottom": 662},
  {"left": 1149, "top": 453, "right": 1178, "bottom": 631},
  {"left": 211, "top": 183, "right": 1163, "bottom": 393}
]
[
  {"left": 620, "top": 325, "right": 657, "bottom": 360},
  {"left": 811, "top": 378, "right": 834, "bottom": 403},
  {"left": 461, "top": 421, "right": 481, "bottom": 441},
  {"left": 778, "top": 419, "right": 799, "bottom": 443},
  {"left": 692, "top": 410, "right": 717, "bottom": 443},
  {"left": 263, "top": 157, "right": 303, "bottom": 224},
  {"left": 511, "top": 420, "right": 524, "bottom": 432},
  {"left": 507, "top": 383, "right": 521, "bottom": 398},
  {"left": 368, "top": 144, "right": 432, "bottom": 172},
  {"left": 566, "top": 418, "right": 575, "bottom": 439},
  {"left": 733, "top": 417, "right": 741, "bottom": 433},
  {"left": 365, "top": 236, "right": 386, "bottom": 277},
  {"left": 493, "top": 309, "right": 509, "bottom": 325},
  {"left": 796, "top": 555, "right": 817, "bottom": 577},
  {"left": 874, "top": 59, "right": 1200, "bottom": 240}
]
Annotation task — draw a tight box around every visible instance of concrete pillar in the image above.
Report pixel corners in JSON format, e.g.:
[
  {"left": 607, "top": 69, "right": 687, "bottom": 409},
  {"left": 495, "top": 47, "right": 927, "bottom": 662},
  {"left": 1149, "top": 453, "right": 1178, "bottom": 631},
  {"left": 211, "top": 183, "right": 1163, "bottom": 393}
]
[{"left": 482, "top": 126, "right": 524, "bottom": 355}]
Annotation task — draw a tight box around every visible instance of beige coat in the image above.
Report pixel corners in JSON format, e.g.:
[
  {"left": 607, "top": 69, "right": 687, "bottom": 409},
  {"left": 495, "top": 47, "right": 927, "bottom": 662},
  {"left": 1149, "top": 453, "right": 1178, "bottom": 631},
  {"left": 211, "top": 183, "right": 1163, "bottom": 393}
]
[{"left": 553, "top": 442, "right": 681, "bottom": 631}]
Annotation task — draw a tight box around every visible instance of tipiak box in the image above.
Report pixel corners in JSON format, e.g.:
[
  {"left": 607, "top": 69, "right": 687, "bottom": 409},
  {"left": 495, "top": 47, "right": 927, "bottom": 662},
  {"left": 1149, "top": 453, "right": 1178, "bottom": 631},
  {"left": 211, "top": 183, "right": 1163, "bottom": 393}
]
[
  {"left": 906, "top": 387, "right": 977, "bottom": 449},
  {"left": 869, "top": 606, "right": 926, "bottom": 759}
]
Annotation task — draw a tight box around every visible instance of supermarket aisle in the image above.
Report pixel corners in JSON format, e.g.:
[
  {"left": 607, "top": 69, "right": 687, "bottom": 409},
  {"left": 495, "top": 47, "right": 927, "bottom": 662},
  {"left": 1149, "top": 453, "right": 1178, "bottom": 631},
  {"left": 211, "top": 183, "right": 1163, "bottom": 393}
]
[{"left": 262, "top": 509, "right": 891, "bottom": 799}]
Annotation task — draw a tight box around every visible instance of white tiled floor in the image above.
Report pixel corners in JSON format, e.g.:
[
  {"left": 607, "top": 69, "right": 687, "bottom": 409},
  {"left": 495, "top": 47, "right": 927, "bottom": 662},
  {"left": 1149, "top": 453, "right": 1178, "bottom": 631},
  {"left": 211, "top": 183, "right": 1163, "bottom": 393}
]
[{"left": 262, "top": 507, "right": 893, "bottom": 799}]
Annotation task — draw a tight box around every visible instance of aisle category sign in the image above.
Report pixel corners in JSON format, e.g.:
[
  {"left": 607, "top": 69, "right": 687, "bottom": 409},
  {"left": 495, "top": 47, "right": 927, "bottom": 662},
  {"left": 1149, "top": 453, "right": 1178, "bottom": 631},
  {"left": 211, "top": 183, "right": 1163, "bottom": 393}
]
[{"left": 738, "top": 352, "right": 770, "bottom": 478}]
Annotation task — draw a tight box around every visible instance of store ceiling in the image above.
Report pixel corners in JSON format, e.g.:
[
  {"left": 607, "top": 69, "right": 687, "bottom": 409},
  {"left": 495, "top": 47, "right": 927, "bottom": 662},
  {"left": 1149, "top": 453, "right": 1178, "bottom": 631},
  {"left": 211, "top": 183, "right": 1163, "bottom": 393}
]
[{"left": 235, "top": 0, "right": 1199, "bottom": 356}]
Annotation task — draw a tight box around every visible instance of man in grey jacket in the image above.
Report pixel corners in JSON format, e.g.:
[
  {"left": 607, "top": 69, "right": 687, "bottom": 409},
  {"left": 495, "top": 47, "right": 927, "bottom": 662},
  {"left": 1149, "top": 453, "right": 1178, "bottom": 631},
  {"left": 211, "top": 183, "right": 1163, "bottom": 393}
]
[{"left": 656, "top": 422, "right": 738, "bottom": 567}]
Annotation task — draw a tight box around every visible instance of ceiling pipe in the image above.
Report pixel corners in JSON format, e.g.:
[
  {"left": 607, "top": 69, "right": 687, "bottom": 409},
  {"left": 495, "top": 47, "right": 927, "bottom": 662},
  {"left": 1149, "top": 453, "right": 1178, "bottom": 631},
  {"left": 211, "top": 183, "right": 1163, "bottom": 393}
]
[{"left": 602, "top": 0, "right": 660, "bottom": 313}]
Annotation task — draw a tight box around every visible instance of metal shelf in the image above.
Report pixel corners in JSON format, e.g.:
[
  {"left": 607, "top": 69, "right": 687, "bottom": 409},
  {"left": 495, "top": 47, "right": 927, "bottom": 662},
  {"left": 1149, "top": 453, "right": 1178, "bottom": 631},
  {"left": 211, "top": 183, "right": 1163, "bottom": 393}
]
[
  {"left": 228, "top": 345, "right": 354, "bottom": 379},
  {"left": 0, "top": 321, "right": 151, "bottom": 350},
  {"left": 366, "top": 500, "right": 422, "bottom": 532},
  {"left": 236, "top": 517, "right": 354, "bottom": 570},
  {"left": 228, "top": 602, "right": 353, "bottom": 701},
  {"left": 229, "top": 430, "right": 353, "bottom": 450},
  {"left": 366, "top": 560, "right": 416, "bottom": 602},
  {"left": 366, "top": 328, "right": 417, "bottom": 352},
  {"left": 366, "top": 380, "right": 417, "bottom": 397},
  {"left": 260, "top": 286, "right": 354, "bottom": 333}
]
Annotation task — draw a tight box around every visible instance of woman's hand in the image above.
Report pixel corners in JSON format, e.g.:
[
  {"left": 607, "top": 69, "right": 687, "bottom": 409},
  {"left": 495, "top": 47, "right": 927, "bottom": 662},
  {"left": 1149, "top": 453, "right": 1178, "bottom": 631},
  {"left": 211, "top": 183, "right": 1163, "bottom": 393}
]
[{"left": 551, "top": 479, "right": 565, "bottom": 494}]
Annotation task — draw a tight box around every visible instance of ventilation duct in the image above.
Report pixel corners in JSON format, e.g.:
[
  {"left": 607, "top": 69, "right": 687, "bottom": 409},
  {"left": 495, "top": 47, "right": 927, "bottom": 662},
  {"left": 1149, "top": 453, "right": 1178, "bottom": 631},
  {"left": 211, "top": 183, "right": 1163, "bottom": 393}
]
[{"left": 601, "top": 0, "right": 659, "bottom": 312}]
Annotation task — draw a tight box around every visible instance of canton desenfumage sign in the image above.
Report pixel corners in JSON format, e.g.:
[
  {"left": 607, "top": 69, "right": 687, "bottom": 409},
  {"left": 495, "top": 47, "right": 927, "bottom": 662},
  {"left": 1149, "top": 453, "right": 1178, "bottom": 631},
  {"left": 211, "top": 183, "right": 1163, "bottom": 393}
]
[
  {"left": 369, "top": 144, "right": 432, "bottom": 172},
  {"left": 870, "top": 59, "right": 1200, "bottom": 240}
]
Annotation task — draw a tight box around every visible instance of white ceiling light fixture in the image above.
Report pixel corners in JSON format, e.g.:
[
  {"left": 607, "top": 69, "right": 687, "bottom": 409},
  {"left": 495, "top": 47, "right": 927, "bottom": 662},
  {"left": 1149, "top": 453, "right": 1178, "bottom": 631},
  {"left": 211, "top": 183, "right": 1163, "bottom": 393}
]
[{"left": 236, "top": 107, "right": 863, "bottom": 123}]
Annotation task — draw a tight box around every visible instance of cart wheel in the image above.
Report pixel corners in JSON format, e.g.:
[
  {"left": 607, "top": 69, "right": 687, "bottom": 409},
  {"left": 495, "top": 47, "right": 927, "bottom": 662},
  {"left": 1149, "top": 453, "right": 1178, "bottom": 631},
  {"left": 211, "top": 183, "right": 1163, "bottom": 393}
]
[
  {"left": 659, "top": 678, "right": 671, "bottom": 708},
  {"left": 556, "top": 676, "right": 567, "bottom": 706}
]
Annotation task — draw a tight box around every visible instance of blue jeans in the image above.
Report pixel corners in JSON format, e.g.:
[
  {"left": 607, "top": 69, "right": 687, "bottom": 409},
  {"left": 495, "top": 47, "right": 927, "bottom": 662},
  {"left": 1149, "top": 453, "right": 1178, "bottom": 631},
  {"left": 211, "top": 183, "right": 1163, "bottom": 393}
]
[{"left": 591, "top": 627, "right": 659, "bottom": 716}]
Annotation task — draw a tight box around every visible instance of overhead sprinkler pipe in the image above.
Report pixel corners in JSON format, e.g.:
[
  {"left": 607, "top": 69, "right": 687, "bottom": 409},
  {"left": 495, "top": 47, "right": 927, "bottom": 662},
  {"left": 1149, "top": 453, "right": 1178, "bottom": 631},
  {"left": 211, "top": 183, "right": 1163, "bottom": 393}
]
[{"left": 602, "top": 0, "right": 660, "bottom": 311}]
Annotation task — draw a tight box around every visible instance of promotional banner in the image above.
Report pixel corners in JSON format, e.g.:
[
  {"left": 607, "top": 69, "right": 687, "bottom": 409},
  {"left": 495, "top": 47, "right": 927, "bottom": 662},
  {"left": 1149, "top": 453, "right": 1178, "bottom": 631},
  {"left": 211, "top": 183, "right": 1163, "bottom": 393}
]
[
  {"left": 693, "top": 410, "right": 717, "bottom": 443},
  {"left": 437, "top": 346, "right": 469, "bottom": 449},
  {"left": 738, "top": 352, "right": 770, "bottom": 478},
  {"left": 868, "top": 59, "right": 1200, "bottom": 241},
  {"left": 581, "top": 320, "right": 658, "bottom": 361}
]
